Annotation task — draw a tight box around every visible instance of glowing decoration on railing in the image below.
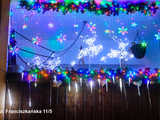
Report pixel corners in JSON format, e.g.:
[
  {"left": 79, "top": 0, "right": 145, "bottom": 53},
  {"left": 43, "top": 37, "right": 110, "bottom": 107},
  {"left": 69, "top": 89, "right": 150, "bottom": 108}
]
[
  {"left": 46, "top": 56, "right": 61, "bottom": 70},
  {"left": 32, "top": 36, "right": 41, "bottom": 45},
  {"left": 78, "top": 36, "right": 103, "bottom": 59},
  {"left": 32, "top": 56, "right": 44, "bottom": 68},
  {"left": 118, "top": 26, "right": 128, "bottom": 35},
  {"left": 57, "top": 33, "right": 67, "bottom": 43},
  {"left": 19, "top": 0, "right": 160, "bottom": 16},
  {"left": 22, "top": 67, "right": 160, "bottom": 97},
  {"left": 32, "top": 55, "right": 61, "bottom": 70},
  {"left": 155, "top": 32, "right": 160, "bottom": 40}
]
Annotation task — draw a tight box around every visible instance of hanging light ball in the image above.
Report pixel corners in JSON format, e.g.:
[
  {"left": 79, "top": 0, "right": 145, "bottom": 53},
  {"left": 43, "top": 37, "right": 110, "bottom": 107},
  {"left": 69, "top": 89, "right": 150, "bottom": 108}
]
[{"left": 130, "top": 42, "right": 147, "bottom": 59}]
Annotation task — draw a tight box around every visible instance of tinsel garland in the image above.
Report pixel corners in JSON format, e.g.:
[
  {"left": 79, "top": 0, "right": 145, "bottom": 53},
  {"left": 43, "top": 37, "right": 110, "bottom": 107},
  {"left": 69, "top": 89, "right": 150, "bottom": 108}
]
[{"left": 19, "top": 0, "right": 159, "bottom": 16}]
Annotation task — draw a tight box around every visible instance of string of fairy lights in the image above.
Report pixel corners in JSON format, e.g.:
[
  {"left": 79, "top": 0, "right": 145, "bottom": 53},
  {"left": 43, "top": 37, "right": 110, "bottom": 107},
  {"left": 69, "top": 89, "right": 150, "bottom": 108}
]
[
  {"left": 19, "top": 0, "right": 160, "bottom": 16},
  {"left": 6, "top": 1, "right": 160, "bottom": 109}
]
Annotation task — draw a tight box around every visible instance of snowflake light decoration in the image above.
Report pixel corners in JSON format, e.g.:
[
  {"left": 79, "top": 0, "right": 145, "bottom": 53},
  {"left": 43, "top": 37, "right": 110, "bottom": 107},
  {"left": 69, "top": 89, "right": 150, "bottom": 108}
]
[
  {"left": 32, "top": 54, "right": 61, "bottom": 70},
  {"left": 9, "top": 46, "right": 19, "bottom": 55},
  {"left": 57, "top": 33, "right": 67, "bottom": 43},
  {"left": 118, "top": 26, "right": 128, "bottom": 35},
  {"left": 32, "top": 36, "right": 41, "bottom": 45},
  {"left": 46, "top": 57, "right": 61, "bottom": 70},
  {"left": 86, "top": 22, "right": 96, "bottom": 34},
  {"left": 155, "top": 32, "right": 160, "bottom": 40},
  {"left": 32, "top": 56, "right": 44, "bottom": 68}
]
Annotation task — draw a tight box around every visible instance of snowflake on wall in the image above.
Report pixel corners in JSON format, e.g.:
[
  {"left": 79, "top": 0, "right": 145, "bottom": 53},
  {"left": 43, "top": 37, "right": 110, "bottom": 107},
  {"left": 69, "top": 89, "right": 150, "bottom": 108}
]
[
  {"left": 32, "top": 36, "right": 41, "bottom": 45},
  {"left": 86, "top": 22, "right": 96, "bottom": 34},
  {"left": 118, "top": 26, "right": 128, "bottom": 35},
  {"left": 57, "top": 33, "right": 67, "bottom": 43}
]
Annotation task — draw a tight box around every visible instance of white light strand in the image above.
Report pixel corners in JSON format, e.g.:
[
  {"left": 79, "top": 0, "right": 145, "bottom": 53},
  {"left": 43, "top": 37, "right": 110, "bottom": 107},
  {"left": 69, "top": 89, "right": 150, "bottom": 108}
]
[
  {"left": 89, "top": 80, "right": 94, "bottom": 93},
  {"left": 75, "top": 82, "right": 78, "bottom": 93},
  {"left": 8, "top": 89, "right": 13, "bottom": 106},
  {"left": 119, "top": 78, "right": 123, "bottom": 93},
  {"left": 106, "top": 80, "right": 108, "bottom": 92},
  {"left": 32, "top": 54, "right": 61, "bottom": 70},
  {"left": 78, "top": 36, "right": 103, "bottom": 60}
]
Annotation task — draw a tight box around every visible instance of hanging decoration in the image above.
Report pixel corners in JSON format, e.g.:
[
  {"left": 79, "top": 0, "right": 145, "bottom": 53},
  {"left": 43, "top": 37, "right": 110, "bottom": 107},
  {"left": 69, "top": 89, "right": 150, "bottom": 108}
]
[
  {"left": 9, "top": 29, "right": 19, "bottom": 56},
  {"left": 78, "top": 35, "right": 103, "bottom": 59},
  {"left": 32, "top": 36, "right": 41, "bottom": 45},
  {"left": 19, "top": 0, "right": 159, "bottom": 16},
  {"left": 56, "top": 33, "right": 67, "bottom": 43},
  {"left": 101, "top": 36, "right": 133, "bottom": 62},
  {"left": 31, "top": 54, "right": 61, "bottom": 70},
  {"left": 118, "top": 26, "right": 128, "bottom": 35},
  {"left": 130, "top": 42, "right": 147, "bottom": 59},
  {"left": 22, "top": 68, "right": 160, "bottom": 88}
]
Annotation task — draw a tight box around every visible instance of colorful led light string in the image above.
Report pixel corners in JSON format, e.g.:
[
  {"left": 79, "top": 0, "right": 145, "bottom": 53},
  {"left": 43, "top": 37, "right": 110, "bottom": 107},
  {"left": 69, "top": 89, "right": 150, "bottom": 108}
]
[
  {"left": 22, "top": 68, "right": 160, "bottom": 87},
  {"left": 19, "top": 0, "right": 160, "bottom": 16}
]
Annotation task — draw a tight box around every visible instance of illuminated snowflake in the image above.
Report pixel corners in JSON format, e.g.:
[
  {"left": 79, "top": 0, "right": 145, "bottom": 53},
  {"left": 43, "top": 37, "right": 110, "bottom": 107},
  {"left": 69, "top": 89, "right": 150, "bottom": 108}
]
[
  {"left": 86, "top": 22, "right": 96, "bottom": 34},
  {"left": 32, "top": 55, "right": 61, "bottom": 70},
  {"left": 57, "top": 33, "right": 66, "bottom": 43},
  {"left": 118, "top": 26, "right": 128, "bottom": 35},
  {"left": 155, "top": 32, "right": 160, "bottom": 40},
  {"left": 9, "top": 46, "right": 19, "bottom": 55},
  {"left": 32, "top": 36, "right": 41, "bottom": 45}
]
